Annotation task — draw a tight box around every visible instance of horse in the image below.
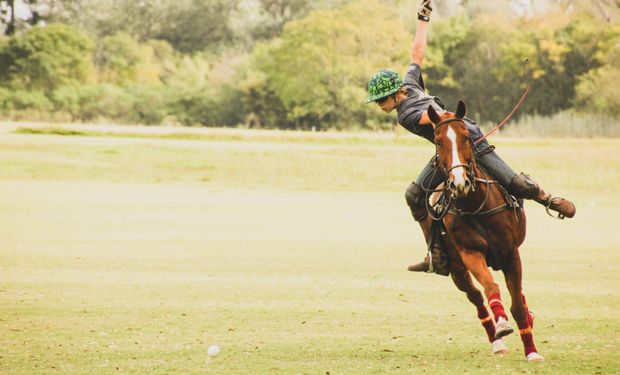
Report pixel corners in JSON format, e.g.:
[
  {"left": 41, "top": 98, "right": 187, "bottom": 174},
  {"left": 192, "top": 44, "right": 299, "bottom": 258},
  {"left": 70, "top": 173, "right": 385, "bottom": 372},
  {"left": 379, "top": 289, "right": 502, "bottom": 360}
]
[{"left": 425, "top": 100, "right": 543, "bottom": 362}]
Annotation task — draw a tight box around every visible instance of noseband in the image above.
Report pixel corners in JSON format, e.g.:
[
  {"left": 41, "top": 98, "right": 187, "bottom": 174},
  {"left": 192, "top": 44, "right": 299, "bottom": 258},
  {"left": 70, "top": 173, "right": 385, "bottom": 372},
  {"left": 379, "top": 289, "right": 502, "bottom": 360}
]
[{"left": 423, "top": 117, "right": 518, "bottom": 224}]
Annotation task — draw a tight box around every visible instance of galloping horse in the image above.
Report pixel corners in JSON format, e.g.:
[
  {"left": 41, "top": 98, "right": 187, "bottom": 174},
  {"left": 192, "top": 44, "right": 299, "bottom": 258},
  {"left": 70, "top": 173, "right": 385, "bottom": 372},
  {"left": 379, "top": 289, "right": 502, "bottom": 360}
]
[{"left": 426, "top": 100, "right": 543, "bottom": 361}]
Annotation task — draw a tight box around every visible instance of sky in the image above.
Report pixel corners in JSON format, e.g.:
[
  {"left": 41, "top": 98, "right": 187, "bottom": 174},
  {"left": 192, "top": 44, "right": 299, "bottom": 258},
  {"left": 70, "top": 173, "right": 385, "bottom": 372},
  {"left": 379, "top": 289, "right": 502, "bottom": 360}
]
[{"left": 13, "top": 0, "right": 31, "bottom": 19}]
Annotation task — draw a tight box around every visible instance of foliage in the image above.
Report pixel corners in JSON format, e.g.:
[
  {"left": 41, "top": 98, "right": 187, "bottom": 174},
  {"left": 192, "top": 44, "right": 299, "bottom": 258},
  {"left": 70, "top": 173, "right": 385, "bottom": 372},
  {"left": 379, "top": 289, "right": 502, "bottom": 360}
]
[
  {"left": 43, "top": 0, "right": 241, "bottom": 54},
  {"left": 237, "top": 68, "right": 291, "bottom": 129},
  {"left": 96, "top": 33, "right": 147, "bottom": 86},
  {"left": 154, "top": 0, "right": 240, "bottom": 53},
  {"left": 49, "top": 84, "right": 166, "bottom": 124},
  {"left": 424, "top": 12, "right": 620, "bottom": 123},
  {"left": 0, "top": 87, "right": 52, "bottom": 111},
  {"left": 255, "top": 0, "right": 408, "bottom": 129},
  {"left": 1, "top": 0, "right": 620, "bottom": 130},
  {"left": 574, "top": 23, "right": 620, "bottom": 116},
  {"left": 0, "top": 23, "right": 93, "bottom": 92}
]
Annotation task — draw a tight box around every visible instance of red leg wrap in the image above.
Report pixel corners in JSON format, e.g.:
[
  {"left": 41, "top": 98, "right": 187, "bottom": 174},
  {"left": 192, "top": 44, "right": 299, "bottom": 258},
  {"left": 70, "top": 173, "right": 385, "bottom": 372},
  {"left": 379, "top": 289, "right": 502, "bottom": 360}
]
[
  {"left": 517, "top": 321, "right": 538, "bottom": 356},
  {"left": 488, "top": 293, "right": 508, "bottom": 322},
  {"left": 477, "top": 306, "right": 496, "bottom": 343}
]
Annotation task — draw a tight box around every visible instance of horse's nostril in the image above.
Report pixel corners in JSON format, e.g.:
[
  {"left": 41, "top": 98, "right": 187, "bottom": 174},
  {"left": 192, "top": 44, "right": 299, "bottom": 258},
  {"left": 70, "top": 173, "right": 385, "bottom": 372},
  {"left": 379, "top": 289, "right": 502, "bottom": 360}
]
[{"left": 448, "top": 181, "right": 457, "bottom": 192}]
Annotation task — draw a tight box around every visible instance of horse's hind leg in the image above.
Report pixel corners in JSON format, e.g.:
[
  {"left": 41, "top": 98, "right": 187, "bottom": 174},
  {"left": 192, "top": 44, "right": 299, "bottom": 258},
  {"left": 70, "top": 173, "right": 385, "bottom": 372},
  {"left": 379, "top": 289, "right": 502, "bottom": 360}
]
[
  {"left": 503, "top": 251, "right": 544, "bottom": 361},
  {"left": 459, "top": 251, "right": 513, "bottom": 338},
  {"left": 450, "top": 264, "right": 508, "bottom": 355}
]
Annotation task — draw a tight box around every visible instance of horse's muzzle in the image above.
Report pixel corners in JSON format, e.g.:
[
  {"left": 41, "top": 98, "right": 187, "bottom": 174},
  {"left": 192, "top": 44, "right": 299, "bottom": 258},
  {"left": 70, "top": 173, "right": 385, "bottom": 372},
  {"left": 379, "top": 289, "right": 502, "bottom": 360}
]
[{"left": 448, "top": 179, "right": 472, "bottom": 197}]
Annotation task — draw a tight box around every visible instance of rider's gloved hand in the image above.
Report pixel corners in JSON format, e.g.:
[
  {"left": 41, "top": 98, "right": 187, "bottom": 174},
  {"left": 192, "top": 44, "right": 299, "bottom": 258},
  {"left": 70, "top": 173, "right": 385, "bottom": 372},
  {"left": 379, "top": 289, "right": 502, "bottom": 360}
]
[{"left": 417, "top": 0, "right": 433, "bottom": 22}]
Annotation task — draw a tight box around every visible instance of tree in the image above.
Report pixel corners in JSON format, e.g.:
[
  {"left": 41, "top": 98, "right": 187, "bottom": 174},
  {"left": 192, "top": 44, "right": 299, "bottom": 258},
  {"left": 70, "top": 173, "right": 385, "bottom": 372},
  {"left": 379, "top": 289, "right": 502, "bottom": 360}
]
[
  {"left": 0, "top": 0, "right": 17, "bottom": 35},
  {"left": 0, "top": 23, "right": 94, "bottom": 92},
  {"left": 255, "top": 0, "right": 409, "bottom": 129},
  {"left": 41, "top": 0, "right": 241, "bottom": 53},
  {"left": 574, "top": 22, "right": 620, "bottom": 115},
  {"left": 237, "top": 0, "right": 312, "bottom": 41},
  {"left": 155, "top": 0, "right": 240, "bottom": 53},
  {"left": 95, "top": 33, "right": 171, "bottom": 86},
  {"left": 1, "top": 0, "right": 31, "bottom": 35}
]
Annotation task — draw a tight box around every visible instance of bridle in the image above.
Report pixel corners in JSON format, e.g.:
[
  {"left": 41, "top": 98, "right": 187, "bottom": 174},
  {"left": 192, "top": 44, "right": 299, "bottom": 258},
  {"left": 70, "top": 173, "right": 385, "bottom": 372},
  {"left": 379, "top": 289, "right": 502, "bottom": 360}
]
[
  {"left": 423, "top": 117, "right": 503, "bottom": 220},
  {"left": 433, "top": 118, "right": 476, "bottom": 190}
]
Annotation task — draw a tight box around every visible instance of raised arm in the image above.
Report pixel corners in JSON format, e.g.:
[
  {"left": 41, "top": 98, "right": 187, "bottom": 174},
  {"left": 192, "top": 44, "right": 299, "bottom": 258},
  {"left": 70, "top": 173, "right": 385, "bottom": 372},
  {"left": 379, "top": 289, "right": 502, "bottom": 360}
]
[
  {"left": 412, "top": 1, "right": 434, "bottom": 125},
  {"left": 411, "top": 0, "right": 432, "bottom": 66}
]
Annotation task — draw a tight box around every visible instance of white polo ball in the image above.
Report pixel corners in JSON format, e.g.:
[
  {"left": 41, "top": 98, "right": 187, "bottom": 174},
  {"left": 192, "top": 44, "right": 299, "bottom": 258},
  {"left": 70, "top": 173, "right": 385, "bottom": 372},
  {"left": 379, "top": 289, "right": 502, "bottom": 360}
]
[{"left": 208, "top": 344, "right": 220, "bottom": 357}]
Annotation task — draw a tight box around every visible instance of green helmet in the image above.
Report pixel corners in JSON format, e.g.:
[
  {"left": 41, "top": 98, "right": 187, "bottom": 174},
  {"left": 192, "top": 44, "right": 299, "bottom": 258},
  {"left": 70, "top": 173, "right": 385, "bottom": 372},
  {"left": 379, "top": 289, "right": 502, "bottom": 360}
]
[{"left": 366, "top": 69, "right": 403, "bottom": 103}]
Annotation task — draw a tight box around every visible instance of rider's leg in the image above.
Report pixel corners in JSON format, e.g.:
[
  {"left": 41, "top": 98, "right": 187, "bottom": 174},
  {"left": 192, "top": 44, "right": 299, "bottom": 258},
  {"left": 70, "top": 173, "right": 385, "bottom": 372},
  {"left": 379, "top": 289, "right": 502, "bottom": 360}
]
[
  {"left": 475, "top": 145, "right": 576, "bottom": 218},
  {"left": 405, "top": 157, "right": 449, "bottom": 275},
  {"left": 507, "top": 172, "right": 576, "bottom": 218}
]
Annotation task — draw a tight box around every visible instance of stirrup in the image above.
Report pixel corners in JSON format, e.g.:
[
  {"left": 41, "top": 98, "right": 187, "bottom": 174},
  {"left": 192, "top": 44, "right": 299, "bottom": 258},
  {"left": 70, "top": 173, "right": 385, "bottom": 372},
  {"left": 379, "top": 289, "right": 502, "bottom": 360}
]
[
  {"left": 427, "top": 250, "right": 434, "bottom": 273},
  {"left": 544, "top": 196, "right": 566, "bottom": 220}
]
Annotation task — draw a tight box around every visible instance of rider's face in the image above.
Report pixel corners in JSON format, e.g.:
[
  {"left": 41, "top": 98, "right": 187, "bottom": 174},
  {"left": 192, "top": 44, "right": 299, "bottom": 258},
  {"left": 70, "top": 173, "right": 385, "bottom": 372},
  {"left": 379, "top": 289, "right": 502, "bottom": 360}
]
[{"left": 376, "top": 95, "right": 397, "bottom": 113}]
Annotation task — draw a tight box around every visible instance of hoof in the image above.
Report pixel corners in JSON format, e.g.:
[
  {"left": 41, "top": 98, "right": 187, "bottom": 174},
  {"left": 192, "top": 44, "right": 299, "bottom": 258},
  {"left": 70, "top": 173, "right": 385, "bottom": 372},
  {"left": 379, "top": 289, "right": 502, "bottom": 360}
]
[
  {"left": 494, "top": 317, "right": 514, "bottom": 339},
  {"left": 526, "top": 352, "right": 545, "bottom": 362},
  {"left": 492, "top": 339, "right": 508, "bottom": 355}
]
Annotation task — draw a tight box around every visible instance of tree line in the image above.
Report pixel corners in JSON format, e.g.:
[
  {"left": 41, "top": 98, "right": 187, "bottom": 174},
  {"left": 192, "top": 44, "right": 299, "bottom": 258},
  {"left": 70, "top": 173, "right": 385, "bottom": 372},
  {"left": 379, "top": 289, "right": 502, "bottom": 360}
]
[{"left": 1, "top": 0, "right": 619, "bottom": 130}]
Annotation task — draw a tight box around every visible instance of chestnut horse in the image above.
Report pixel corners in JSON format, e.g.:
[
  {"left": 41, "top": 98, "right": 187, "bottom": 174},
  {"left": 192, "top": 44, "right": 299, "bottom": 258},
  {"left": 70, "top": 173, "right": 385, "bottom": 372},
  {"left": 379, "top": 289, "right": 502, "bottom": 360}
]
[{"left": 426, "top": 100, "right": 543, "bottom": 361}]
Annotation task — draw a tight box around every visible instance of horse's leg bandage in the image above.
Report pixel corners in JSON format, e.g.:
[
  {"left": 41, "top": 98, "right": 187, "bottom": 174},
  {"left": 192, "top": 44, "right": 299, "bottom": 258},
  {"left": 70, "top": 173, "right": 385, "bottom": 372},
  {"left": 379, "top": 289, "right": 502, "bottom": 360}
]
[
  {"left": 517, "top": 321, "right": 538, "bottom": 356},
  {"left": 488, "top": 293, "right": 508, "bottom": 321}
]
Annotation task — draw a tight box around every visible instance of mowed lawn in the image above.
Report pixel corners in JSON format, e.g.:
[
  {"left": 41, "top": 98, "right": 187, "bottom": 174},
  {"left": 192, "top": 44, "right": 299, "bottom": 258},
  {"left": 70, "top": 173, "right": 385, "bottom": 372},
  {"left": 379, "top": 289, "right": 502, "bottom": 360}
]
[{"left": 1, "top": 124, "right": 619, "bottom": 374}]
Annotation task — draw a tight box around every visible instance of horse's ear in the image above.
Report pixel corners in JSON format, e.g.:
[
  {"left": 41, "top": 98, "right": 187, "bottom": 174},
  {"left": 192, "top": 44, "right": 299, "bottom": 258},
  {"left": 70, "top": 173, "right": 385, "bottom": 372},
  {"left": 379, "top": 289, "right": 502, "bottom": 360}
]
[
  {"left": 427, "top": 105, "right": 441, "bottom": 125},
  {"left": 456, "top": 100, "right": 467, "bottom": 119}
]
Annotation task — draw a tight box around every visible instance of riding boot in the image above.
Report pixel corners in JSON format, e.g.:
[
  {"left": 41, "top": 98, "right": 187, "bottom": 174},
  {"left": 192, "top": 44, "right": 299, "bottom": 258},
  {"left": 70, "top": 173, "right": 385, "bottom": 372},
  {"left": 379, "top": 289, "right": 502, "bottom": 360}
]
[
  {"left": 534, "top": 187, "right": 576, "bottom": 219},
  {"left": 508, "top": 173, "right": 576, "bottom": 219},
  {"left": 407, "top": 247, "right": 449, "bottom": 275},
  {"left": 407, "top": 216, "right": 450, "bottom": 276}
]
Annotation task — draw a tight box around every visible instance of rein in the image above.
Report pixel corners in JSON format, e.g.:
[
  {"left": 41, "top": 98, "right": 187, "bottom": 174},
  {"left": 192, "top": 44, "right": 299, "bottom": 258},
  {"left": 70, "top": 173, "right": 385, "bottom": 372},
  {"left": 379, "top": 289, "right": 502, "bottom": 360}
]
[
  {"left": 428, "top": 118, "right": 515, "bottom": 220},
  {"left": 474, "top": 85, "right": 531, "bottom": 146}
]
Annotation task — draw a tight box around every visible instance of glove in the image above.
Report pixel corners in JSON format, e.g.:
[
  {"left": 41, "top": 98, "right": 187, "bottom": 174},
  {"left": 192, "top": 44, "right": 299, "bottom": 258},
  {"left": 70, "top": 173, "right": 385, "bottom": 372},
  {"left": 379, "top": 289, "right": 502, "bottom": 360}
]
[{"left": 417, "top": 0, "right": 433, "bottom": 22}]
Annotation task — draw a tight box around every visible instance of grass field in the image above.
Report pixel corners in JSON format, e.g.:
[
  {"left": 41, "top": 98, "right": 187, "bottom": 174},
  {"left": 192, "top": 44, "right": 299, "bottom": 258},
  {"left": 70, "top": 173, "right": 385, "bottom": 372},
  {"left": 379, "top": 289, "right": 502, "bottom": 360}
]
[{"left": 1, "top": 123, "right": 619, "bottom": 374}]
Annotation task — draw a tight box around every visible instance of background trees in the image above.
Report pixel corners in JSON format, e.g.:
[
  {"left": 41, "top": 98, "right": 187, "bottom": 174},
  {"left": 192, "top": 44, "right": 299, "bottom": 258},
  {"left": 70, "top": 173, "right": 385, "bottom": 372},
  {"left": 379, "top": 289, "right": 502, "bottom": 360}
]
[{"left": 1, "top": 0, "right": 619, "bottom": 129}]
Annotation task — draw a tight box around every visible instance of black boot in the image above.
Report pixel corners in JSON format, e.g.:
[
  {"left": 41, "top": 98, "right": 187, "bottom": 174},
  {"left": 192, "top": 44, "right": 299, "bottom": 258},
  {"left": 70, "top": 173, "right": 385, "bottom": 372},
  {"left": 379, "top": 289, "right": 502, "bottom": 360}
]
[
  {"left": 405, "top": 183, "right": 450, "bottom": 276},
  {"left": 509, "top": 173, "right": 576, "bottom": 219},
  {"left": 408, "top": 246, "right": 450, "bottom": 276}
]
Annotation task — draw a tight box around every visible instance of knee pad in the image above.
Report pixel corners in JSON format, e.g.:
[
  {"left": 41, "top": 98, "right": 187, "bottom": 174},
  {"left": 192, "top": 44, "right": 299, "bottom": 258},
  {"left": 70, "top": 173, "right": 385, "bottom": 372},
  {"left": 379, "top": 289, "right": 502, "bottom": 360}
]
[
  {"left": 405, "top": 182, "right": 428, "bottom": 221},
  {"left": 508, "top": 172, "right": 539, "bottom": 199}
]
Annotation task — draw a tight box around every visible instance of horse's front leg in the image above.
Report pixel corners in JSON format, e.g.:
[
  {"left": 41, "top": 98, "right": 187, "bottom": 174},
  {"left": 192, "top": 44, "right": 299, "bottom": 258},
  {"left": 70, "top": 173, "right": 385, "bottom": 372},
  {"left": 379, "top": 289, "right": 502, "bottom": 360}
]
[
  {"left": 459, "top": 250, "right": 514, "bottom": 339},
  {"left": 503, "top": 251, "right": 544, "bottom": 362},
  {"left": 449, "top": 263, "right": 508, "bottom": 355}
]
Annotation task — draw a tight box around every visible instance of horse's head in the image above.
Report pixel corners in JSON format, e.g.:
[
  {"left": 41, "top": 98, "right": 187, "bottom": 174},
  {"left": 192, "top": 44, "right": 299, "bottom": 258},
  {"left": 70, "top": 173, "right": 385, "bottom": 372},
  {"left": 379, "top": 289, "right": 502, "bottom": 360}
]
[{"left": 428, "top": 100, "right": 476, "bottom": 198}]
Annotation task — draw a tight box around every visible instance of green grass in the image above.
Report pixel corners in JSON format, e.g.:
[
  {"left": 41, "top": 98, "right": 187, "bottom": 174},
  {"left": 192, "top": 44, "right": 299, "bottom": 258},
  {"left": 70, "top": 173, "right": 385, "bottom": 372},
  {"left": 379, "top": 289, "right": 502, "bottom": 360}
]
[
  {"left": 13, "top": 126, "right": 419, "bottom": 146},
  {"left": 1, "top": 126, "right": 619, "bottom": 374},
  {"left": 3, "top": 125, "right": 620, "bottom": 194}
]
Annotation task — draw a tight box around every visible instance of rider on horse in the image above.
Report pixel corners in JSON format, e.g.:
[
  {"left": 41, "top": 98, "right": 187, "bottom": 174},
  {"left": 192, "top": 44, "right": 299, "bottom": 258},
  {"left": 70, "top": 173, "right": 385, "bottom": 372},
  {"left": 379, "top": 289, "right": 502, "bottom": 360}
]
[{"left": 366, "top": 0, "right": 576, "bottom": 275}]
